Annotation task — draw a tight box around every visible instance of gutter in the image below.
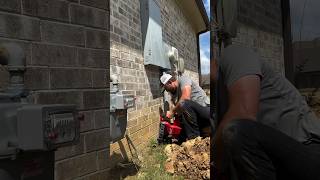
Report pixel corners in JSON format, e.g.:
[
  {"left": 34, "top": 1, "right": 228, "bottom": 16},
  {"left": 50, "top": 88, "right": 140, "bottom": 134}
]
[
  {"left": 195, "top": 0, "right": 210, "bottom": 31},
  {"left": 195, "top": 0, "right": 210, "bottom": 83}
]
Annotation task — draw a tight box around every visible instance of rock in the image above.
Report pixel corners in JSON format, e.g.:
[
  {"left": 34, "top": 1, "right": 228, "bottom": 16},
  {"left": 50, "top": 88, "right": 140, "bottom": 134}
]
[
  {"left": 164, "top": 144, "right": 180, "bottom": 157},
  {"left": 164, "top": 137, "right": 211, "bottom": 179},
  {"left": 202, "top": 152, "right": 209, "bottom": 162},
  {"left": 164, "top": 159, "right": 175, "bottom": 174},
  {"left": 137, "top": 172, "right": 146, "bottom": 178},
  {"left": 204, "top": 170, "right": 210, "bottom": 179}
]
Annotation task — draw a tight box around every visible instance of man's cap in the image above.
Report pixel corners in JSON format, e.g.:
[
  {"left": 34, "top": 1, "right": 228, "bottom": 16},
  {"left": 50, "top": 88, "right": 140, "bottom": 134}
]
[{"left": 160, "top": 73, "right": 172, "bottom": 85}]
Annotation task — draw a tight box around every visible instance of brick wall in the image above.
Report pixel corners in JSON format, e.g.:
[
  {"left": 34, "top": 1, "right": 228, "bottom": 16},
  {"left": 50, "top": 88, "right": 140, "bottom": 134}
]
[
  {"left": 0, "top": 0, "right": 202, "bottom": 178},
  {"left": 110, "top": 0, "right": 200, "bottom": 166},
  {"left": 0, "top": 0, "right": 110, "bottom": 179},
  {"left": 159, "top": 0, "right": 199, "bottom": 75},
  {"left": 233, "top": 24, "right": 285, "bottom": 74},
  {"left": 233, "top": 0, "right": 285, "bottom": 74},
  {"left": 0, "top": 65, "right": 8, "bottom": 90}
]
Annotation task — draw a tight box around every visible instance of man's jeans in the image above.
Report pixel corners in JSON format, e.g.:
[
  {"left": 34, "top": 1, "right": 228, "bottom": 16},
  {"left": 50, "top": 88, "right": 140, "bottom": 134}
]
[
  {"left": 212, "top": 119, "right": 320, "bottom": 180},
  {"left": 180, "top": 100, "right": 213, "bottom": 139}
]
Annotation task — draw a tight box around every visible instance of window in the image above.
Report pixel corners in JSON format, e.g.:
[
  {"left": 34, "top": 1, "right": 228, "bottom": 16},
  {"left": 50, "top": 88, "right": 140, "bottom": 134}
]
[{"left": 287, "top": 0, "right": 320, "bottom": 88}]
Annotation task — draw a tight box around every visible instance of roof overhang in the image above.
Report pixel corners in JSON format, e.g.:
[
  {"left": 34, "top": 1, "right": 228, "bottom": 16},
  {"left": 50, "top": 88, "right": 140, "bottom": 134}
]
[{"left": 176, "top": 0, "right": 209, "bottom": 34}]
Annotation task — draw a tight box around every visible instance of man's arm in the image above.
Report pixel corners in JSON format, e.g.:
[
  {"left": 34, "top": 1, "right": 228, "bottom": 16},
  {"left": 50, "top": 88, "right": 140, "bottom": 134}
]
[
  {"left": 222, "top": 75, "right": 260, "bottom": 122},
  {"left": 214, "top": 75, "right": 260, "bottom": 171},
  {"left": 169, "top": 85, "right": 191, "bottom": 116}
]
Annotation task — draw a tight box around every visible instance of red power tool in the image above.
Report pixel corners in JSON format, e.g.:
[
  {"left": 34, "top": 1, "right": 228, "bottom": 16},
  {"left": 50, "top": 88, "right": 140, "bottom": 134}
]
[{"left": 157, "top": 110, "right": 182, "bottom": 144}]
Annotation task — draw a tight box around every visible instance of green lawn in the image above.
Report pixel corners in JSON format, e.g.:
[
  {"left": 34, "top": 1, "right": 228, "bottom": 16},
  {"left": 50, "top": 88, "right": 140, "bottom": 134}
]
[{"left": 125, "top": 139, "right": 184, "bottom": 180}]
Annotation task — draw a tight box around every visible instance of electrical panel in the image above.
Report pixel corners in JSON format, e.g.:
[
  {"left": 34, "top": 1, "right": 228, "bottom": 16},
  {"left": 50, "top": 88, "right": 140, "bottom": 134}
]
[{"left": 140, "top": 0, "right": 170, "bottom": 69}]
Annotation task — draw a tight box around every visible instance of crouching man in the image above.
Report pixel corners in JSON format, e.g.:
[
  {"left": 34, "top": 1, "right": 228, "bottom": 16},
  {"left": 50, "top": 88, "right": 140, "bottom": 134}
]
[
  {"left": 160, "top": 73, "right": 212, "bottom": 140},
  {"left": 212, "top": 43, "right": 320, "bottom": 180}
]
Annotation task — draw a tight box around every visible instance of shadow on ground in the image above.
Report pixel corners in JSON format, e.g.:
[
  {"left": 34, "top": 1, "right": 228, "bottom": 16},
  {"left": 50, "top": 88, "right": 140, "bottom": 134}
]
[
  {"left": 107, "top": 135, "right": 141, "bottom": 180},
  {"left": 107, "top": 159, "right": 140, "bottom": 180}
]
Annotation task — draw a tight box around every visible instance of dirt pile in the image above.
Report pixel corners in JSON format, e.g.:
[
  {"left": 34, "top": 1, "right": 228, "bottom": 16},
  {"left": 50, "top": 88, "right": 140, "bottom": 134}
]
[
  {"left": 310, "top": 103, "right": 320, "bottom": 117},
  {"left": 309, "top": 98, "right": 320, "bottom": 118},
  {"left": 301, "top": 90, "right": 320, "bottom": 117},
  {"left": 164, "top": 137, "right": 210, "bottom": 179}
]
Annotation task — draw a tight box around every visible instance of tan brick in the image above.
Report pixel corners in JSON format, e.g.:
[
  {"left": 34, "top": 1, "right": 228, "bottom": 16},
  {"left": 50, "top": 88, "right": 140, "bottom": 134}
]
[
  {"left": 127, "top": 118, "right": 138, "bottom": 128},
  {"left": 127, "top": 124, "right": 142, "bottom": 135},
  {"left": 50, "top": 68, "right": 92, "bottom": 89},
  {"left": 97, "top": 148, "right": 110, "bottom": 170},
  {"left": 111, "top": 49, "right": 120, "bottom": 58},
  {"left": 55, "top": 134, "right": 85, "bottom": 161},
  {"left": 127, "top": 131, "right": 140, "bottom": 142},
  {"left": 127, "top": 110, "right": 140, "bottom": 120},
  {"left": 109, "top": 137, "right": 131, "bottom": 155},
  {"left": 77, "top": 169, "right": 110, "bottom": 180},
  {"left": 0, "top": 0, "right": 20, "bottom": 13},
  {"left": 79, "top": 111, "right": 94, "bottom": 132},
  {"left": 42, "top": 21, "right": 84, "bottom": 46},
  {"left": 0, "top": 13, "right": 40, "bottom": 41},
  {"left": 107, "top": 151, "right": 130, "bottom": 170},
  {"left": 94, "top": 109, "right": 109, "bottom": 129},
  {"left": 55, "top": 152, "right": 97, "bottom": 180},
  {"left": 24, "top": 67, "right": 50, "bottom": 90},
  {"left": 84, "top": 129, "right": 109, "bottom": 152}
]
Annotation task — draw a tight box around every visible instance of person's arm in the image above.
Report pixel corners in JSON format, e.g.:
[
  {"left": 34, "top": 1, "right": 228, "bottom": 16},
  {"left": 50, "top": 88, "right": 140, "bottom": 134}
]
[
  {"left": 213, "top": 75, "right": 260, "bottom": 172},
  {"left": 167, "top": 77, "right": 192, "bottom": 118},
  {"left": 171, "top": 85, "right": 191, "bottom": 114}
]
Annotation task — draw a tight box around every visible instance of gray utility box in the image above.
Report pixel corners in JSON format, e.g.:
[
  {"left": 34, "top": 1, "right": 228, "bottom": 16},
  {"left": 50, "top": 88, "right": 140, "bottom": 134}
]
[
  {"left": 0, "top": 103, "right": 79, "bottom": 156},
  {"left": 110, "top": 92, "right": 135, "bottom": 142},
  {"left": 17, "top": 104, "right": 79, "bottom": 151},
  {"left": 110, "top": 90, "right": 135, "bottom": 143},
  {"left": 140, "top": 0, "right": 170, "bottom": 69},
  {"left": 111, "top": 94, "right": 135, "bottom": 110},
  {"left": 110, "top": 109, "right": 128, "bottom": 143},
  {"left": 0, "top": 42, "right": 79, "bottom": 180}
]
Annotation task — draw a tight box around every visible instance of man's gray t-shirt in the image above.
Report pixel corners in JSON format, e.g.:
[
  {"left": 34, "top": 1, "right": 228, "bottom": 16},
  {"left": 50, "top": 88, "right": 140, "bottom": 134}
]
[
  {"left": 217, "top": 44, "right": 320, "bottom": 143},
  {"left": 172, "top": 75, "right": 209, "bottom": 107}
]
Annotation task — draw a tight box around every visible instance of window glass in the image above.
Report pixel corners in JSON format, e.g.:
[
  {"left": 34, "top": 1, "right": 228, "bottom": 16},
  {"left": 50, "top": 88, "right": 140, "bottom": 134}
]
[{"left": 290, "top": 0, "right": 320, "bottom": 87}]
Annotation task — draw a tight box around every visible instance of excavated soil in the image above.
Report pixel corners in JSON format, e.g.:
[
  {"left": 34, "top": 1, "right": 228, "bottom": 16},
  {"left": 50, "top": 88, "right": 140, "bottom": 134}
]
[
  {"left": 309, "top": 101, "right": 320, "bottom": 117},
  {"left": 164, "top": 137, "right": 210, "bottom": 180},
  {"left": 301, "top": 90, "right": 320, "bottom": 117}
]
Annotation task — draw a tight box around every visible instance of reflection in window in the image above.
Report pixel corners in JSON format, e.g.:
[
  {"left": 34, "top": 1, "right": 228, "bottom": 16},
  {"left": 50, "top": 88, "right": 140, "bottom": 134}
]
[{"left": 290, "top": 0, "right": 320, "bottom": 87}]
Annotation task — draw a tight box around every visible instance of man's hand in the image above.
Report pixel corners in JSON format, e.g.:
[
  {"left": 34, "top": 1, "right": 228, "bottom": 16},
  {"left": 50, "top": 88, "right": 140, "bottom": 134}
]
[{"left": 166, "top": 110, "right": 173, "bottom": 119}]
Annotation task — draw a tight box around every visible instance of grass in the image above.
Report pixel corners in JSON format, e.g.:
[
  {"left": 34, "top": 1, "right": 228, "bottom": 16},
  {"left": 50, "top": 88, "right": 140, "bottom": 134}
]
[{"left": 125, "top": 139, "right": 184, "bottom": 180}]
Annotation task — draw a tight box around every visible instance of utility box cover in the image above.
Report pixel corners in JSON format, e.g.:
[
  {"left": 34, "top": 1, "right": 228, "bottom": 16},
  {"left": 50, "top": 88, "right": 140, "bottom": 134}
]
[
  {"left": 111, "top": 94, "right": 135, "bottom": 110},
  {"left": 110, "top": 93, "right": 135, "bottom": 143},
  {"left": 17, "top": 104, "right": 79, "bottom": 151},
  {"left": 141, "top": 0, "right": 170, "bottom": 69},
  {"left": 110, "top": 110, "right": 127, "bottom": 143},
  {"left": 0, "top": 103, "right": 23, "bottom": 156}
]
